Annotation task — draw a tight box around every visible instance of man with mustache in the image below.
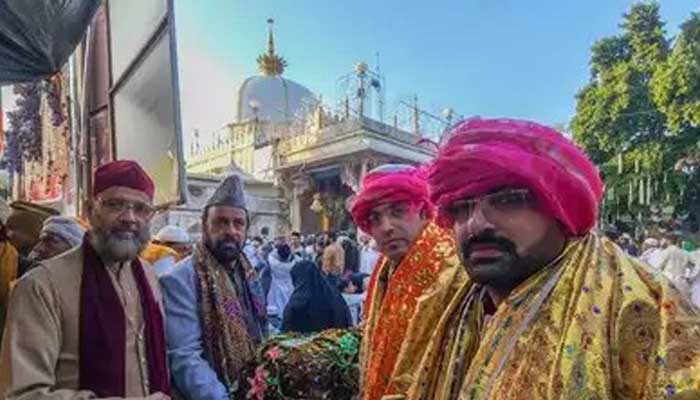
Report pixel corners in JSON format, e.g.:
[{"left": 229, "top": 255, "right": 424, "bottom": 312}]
[
  {"left": 0, "top": 160, "right": 170, "bottom": 399},
  {"left": 160, "top": 175, "right": 266, "bottom": 399},
  {"left": 349, "top": 164, "right": 465, "bottom": 400},
  {"left": 408, "top": 118, "right": 700, "bottom": 399}
]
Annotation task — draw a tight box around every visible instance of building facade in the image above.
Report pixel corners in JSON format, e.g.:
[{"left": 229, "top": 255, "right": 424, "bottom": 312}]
[{"left": 184, "top": 20, "right": 436, "bottom": 235}]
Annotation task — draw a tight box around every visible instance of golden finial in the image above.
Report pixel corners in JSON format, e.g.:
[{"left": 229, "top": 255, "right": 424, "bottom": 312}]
[{"left": 257, "top": 18, "right": 288, "bottom": 76}]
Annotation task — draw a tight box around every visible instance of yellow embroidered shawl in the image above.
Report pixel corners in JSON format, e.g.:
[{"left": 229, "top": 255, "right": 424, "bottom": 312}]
[
  {"left": 360, "top": 221, "right": 466, "bottom": 400},
  {"left": 407, "top": 233, "right": 700, "bottom": 400},
  {"left": 0, "top": 241, "right": 18, "bottom": 342}
]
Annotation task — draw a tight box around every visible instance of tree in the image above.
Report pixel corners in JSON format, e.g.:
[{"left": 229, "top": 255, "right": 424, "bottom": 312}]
[
  {"left": 1, "top": 82, "right": 42, "bottom": 173},
  {"left": 1, "top": 76, "right": 66, "bottom": 174},
  {"left": 652, "top": 12, "right": 700, "bottom": 132},
  {"left": 571, "top": 2, "right": 699, "bottom": 233},
  {"left": 651, "top": 12, "right": 700, "bottom": 220}
]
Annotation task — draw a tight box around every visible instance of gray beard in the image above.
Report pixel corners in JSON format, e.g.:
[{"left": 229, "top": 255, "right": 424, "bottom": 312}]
[{"left": 89, "top": 224, "right": 150, "bottom": 263}]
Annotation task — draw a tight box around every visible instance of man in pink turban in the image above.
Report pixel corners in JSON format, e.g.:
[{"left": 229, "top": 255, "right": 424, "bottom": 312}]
[
  {"left": 406, "top": 118, "right": 700, "bottom": 399},
  {"left": 350, "top": 164, "right": 465, "bottom": 400}
]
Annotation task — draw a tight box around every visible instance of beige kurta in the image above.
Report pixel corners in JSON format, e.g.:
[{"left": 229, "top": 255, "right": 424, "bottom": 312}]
[{"left": 0, "top": 245, "right": 164, "bottom": 400}]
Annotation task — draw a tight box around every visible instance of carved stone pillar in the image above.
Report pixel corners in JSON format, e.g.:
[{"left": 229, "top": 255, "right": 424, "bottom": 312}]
[{"left": 289, "top": 175, "right": 312, "bottom": 232}]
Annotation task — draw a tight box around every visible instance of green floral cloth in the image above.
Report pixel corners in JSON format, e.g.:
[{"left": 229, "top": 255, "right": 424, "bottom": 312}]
[{"left": 242, "top": 329, "right": 361, "bottom": 399}]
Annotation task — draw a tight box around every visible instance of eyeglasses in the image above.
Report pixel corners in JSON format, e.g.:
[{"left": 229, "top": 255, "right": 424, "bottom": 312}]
[
  {"left": 445, "top": 188, "right": 535, "bottom": 223},
  {"left": 99, "top": 198, "right": 155, "bottom": 219}
]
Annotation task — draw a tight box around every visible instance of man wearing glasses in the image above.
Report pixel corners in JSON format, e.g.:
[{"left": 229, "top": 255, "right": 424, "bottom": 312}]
[
  {"left": 407, "top": 118, "right": 700, "bottom": 399},
  {"left": 350, "top": 164, "right": 465, "bottom": 400},
  {"left": 0, "top": 160, "right": 170, "bottom": 400}
]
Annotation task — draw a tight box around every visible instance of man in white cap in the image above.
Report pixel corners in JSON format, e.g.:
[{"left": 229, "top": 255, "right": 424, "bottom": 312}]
[
  {"left": 140, "top": 225, "right": 191, "bottom": 277},
  {"left": 160, "top": 175, "right": 266, "bottom": 399},
  {"left": 153, "top": 225, "right": 191, "bottom": 260},
  {"left": 29, "top": 217, "right": 86, "bottom": 261}
]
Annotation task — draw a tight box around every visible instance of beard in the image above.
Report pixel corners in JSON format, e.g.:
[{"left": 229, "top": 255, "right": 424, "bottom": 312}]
[
  {"left": 90, "top": 221, "right": 150, "bottom": 263},
  {"left": 459, "top": 230, "right": 536, "bottom": 290},
  {"left": 205, "top": 235, "right": 242, "bottom": 264}
]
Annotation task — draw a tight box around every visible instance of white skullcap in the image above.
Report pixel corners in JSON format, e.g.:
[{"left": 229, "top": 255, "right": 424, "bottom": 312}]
[
  {"left": 155, "top": 225, "right": 190, "bottom": 244},
  {"left": 42, "top": 216, "right": 86, "bottom": 247}
]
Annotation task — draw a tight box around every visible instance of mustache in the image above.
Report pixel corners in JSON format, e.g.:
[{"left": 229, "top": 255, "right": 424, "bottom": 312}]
[
  {"left": 461, "top": 231, "right": 516, "bottom": 258},
  {"left": 109, "top": 223, "right": 140, "bottom": 234},
  {"left": 215, "top": 236, "right": 241, "bottom": 249},
  {"left": 94, "top": 221, "right": 147, "bottom": 239}
]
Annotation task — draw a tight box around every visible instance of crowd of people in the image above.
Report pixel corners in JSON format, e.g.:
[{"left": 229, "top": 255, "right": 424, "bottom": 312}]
[
  {"left": 614, "top": 232, "right": 700, "bottom": 309},
  {"left": 241, "top": 228, "right": 380, "bottom": 334},
  {"left": 0, "top": 117, "right": 698, "bottom": 399}
]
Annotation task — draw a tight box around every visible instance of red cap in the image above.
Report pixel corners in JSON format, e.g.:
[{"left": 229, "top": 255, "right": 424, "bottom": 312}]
[{"left": 93, "top": 160, "right": 155, "bottom": 200}]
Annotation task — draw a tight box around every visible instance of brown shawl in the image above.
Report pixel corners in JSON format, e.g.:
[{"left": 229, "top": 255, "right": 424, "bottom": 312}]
[{"left": 193, "top": 241, "right": 265, "bottom": 393}]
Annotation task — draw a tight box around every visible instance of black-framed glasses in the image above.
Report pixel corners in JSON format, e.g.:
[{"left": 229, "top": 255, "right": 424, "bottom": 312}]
[{"left": 445, "top": 188, "right": 535, "bottom": 223}]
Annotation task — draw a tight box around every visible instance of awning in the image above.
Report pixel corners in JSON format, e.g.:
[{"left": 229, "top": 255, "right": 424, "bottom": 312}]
[{"left": 0, "top": 0, "right": 101, "bottom": 84}]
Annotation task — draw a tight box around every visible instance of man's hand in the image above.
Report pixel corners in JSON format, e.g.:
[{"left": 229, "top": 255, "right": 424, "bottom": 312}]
[{"left": 145, "top": 392, "right": 171, "bottom": 400}]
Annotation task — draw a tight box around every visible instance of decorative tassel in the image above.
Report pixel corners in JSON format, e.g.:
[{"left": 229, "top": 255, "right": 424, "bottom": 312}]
[
  {"left": 618, "top": 154, "right": 623, "bottom": 174},
  {"left": 628, "top": 181, "right": 634, "bottom": 209},
  {"left": 654, "top": 178, "right": 658, "bottom": 196}
]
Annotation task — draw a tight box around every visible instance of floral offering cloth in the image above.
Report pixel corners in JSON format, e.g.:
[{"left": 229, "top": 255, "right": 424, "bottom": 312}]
[{"left": 243, "top": 329, "right": 361, "bottom": 399}]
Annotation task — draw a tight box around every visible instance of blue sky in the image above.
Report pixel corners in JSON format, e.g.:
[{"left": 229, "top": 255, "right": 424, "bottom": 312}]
[{"left": 174, "top": 0, "right": 699, "bottom": 149}]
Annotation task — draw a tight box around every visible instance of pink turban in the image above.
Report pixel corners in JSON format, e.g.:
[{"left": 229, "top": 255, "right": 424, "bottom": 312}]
[
  {"left": 350, "top": 164, "right": 435, "bottom": 232},
  {"left": 93, "top": 160, "right": 155, "bottom": 201},
  {"left": 428, "top": 118, "right": 603, "bottom": 237}
]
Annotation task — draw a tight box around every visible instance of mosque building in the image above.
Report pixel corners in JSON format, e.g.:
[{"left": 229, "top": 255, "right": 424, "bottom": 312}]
[{"left": 164, "top": 19, "right": 438, "bottom": 237}]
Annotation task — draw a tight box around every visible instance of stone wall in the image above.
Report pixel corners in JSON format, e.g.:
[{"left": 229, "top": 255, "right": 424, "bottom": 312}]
[{"left": 151, "top": 173, "right": 287, "bottom": 241}]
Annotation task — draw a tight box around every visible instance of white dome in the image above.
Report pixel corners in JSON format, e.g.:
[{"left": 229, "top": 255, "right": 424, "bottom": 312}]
[{"left": 236, "top": 75, "right": 317, "bottom": 124}]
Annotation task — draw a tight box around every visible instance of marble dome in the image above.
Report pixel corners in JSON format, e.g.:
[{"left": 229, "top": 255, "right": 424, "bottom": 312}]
[
  {"left": 235, "top": 75, "right": 317, "bottom": 124},
  {"left": 234, "top": 18, "right": 318, "bottom": 124}
]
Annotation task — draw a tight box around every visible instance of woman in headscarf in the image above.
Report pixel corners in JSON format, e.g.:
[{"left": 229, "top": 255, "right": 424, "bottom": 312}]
[{"left": 281, "top": 260, "right": 352, "bottom": 334}]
